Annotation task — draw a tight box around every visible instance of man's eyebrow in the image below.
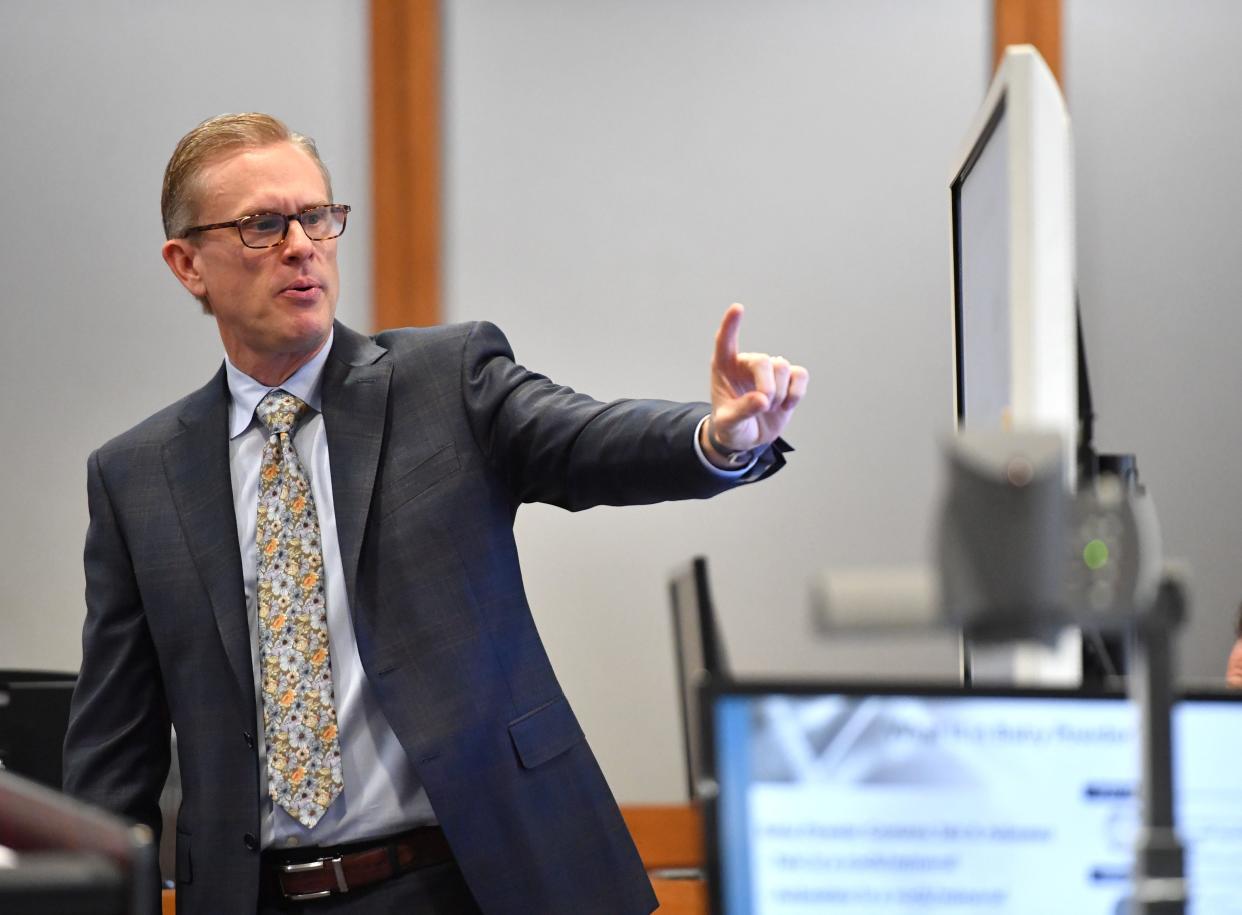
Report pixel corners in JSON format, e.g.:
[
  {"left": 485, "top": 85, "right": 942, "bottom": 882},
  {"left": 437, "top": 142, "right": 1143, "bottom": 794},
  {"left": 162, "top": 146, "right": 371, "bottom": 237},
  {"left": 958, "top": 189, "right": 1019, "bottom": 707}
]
[{"left": 234, "top": 200, "right": 332, "bottom": 216}]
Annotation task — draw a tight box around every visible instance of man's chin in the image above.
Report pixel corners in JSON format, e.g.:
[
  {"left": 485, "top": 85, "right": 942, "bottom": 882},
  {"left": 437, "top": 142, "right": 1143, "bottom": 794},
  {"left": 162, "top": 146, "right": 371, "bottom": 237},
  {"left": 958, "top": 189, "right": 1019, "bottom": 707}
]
[
  {"left": 279, "top": 305, "right": 334, "bottom": 347},
  {"left": 283, "top": 321, "right": 333, "bottom": 358}
]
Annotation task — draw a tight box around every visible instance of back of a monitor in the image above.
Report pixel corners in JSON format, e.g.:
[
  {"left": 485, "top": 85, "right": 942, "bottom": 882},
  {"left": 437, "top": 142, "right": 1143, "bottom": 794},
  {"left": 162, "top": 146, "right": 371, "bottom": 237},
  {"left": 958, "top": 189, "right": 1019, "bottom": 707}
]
[
  {"left": 669, "top": 556, "right": 729, "bottom": 800},
  {"left": 0, "top": 674, "right": 76, "bottom": 791}
]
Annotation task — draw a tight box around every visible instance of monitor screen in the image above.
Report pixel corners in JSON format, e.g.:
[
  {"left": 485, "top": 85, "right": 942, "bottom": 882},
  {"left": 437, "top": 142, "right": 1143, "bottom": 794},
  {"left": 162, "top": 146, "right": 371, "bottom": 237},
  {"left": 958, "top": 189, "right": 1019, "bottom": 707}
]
[{"left": 706, "top": 683, "right": 1242, "bottom": 914}]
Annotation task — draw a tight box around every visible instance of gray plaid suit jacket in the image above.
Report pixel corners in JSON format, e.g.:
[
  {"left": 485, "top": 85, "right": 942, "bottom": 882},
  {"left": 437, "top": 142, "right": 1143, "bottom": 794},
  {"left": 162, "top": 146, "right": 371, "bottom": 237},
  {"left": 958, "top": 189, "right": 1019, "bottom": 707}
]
[{"left": 64, "top": 320, "right": 785, "bottom": 914}]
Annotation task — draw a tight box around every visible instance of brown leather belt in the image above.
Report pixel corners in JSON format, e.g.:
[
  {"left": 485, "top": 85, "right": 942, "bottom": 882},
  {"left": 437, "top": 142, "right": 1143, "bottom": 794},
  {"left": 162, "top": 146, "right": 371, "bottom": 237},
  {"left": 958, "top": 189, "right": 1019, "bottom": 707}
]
[{"left": 267, "top": 826, "right": 454, "bottom": 902}]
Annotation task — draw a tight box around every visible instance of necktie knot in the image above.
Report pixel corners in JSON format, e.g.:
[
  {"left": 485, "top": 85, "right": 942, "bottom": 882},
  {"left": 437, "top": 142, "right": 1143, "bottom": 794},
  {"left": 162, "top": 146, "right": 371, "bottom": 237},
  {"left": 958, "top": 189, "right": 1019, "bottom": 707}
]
[{"left": 257, "top": 390, "right": 309, "bottom": 436}]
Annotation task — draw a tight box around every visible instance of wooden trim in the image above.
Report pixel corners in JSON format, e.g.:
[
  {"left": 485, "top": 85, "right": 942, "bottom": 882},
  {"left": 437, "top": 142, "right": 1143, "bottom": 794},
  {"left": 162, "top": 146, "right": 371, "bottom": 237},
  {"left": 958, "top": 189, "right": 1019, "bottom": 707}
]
[
  {"left": 648, "top": 877, "right": 708, "bottom": 915},
  {"left": 994, "top": 0, "right": 1062, "bottom": 85},
  {"left": 370, "top": 0, "right": 441, "bottom": 330},
  {"left": 621, "top": 803, "right": 704, "bottom": 870}
]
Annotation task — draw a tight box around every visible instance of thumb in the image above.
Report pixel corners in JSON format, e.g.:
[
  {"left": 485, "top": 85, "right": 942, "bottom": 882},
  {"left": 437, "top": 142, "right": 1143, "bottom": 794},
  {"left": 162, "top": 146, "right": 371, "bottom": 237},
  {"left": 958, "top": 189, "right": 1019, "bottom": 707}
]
[{"left": 718, "top": 391, "right": 770, "bottom": 425}]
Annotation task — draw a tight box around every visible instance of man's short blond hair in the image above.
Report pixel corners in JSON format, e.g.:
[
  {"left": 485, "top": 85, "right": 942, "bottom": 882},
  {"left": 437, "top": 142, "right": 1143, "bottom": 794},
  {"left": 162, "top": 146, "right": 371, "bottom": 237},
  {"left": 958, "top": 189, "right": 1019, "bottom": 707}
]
[{"left": 161, "top": 112, "right": 333, "bottom": 240}]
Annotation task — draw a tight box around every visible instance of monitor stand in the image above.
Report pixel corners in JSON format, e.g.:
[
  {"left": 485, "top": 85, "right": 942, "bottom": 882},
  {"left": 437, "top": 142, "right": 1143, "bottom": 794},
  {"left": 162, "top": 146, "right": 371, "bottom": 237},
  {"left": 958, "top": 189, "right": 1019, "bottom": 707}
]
[{"left": 964, "top": 627, "right": 1082, "bottom": 686}]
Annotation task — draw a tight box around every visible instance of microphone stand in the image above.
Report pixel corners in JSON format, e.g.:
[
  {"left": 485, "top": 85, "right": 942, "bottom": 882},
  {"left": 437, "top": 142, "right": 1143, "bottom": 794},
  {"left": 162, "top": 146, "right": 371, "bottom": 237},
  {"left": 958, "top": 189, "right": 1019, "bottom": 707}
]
[{"left": 1127, "top": 576, "right": 1187, "bottom": 915}]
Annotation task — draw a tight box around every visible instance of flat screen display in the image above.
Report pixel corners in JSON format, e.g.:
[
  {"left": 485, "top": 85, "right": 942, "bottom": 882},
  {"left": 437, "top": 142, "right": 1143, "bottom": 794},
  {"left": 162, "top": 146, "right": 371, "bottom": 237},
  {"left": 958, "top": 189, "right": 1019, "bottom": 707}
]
[{"left": 708, "top": 685, "right": 1242, "bottom": 914}]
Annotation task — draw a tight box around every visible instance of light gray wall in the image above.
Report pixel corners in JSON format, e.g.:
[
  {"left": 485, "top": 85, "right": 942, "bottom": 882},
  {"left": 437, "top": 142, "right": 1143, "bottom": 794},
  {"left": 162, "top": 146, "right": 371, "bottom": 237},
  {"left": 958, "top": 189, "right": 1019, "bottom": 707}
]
[
  {"left": 0, "top": 1, "right": 370, "bottom": 669},
  {"left": 445, "top": 0, "right": 1242, "bottom": 803},
  {"left": 1066, "top": 0, "right": 1242, "bottom": 684},
  {"left": 5, "top": 1, "right": 1236, "bottom": 810},
  {"left": 444, "top": 0, "right": 988, "bottom": 801}
]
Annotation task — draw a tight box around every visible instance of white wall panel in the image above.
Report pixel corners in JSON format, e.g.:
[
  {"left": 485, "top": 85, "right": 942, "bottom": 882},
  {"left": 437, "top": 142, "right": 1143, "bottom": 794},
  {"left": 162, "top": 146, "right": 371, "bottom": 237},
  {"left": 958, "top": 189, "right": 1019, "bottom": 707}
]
[
  {"left": 1067, "top": 0, "right": 1242, "bottom": 684},
  {"left": 445, "top": 0, "right": 988, "bottom": 800},
  {"left": 0, "top": 1, "right": 370, "bottom": 670}
]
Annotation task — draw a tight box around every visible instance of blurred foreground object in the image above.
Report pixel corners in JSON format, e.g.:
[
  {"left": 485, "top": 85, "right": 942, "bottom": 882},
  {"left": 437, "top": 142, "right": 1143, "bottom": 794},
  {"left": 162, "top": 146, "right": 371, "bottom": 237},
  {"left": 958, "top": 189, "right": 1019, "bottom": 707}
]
[{"left": 0, "top": 769, "right": 157, "bottom": 915}]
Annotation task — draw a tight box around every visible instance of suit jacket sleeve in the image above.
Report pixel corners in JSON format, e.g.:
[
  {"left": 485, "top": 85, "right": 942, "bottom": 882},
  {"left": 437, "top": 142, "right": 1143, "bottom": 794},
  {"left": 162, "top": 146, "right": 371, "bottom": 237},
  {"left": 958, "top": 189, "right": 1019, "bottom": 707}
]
[
  {"left": 63, "top": 448, "right": 171, "bottom": 846},
  {"left": 459, "top": 320, "right": 784, "bottom": 510}
]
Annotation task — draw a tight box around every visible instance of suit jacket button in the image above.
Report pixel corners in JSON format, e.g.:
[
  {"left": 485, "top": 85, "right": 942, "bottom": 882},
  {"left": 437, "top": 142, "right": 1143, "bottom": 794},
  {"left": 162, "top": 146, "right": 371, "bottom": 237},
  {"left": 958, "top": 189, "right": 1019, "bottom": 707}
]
[
  {"left": 243, "top": 833, "right": 259, "bottom": 851},
  {"left": 243, "top": 731, "right": 255, "bottom": 748}
]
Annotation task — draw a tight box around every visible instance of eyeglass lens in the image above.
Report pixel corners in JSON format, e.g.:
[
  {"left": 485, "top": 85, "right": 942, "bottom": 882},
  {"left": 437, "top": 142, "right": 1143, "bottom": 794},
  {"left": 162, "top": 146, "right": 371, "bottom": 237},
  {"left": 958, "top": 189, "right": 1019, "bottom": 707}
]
[{"left": 238, "top": 205, "right": 348, "bottom": 248}]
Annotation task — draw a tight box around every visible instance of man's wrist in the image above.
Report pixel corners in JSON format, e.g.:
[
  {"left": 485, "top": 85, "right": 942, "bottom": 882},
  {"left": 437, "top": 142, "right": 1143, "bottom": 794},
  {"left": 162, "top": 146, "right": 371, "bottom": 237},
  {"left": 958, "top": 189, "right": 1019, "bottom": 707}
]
[{"left": 701, "top": 416, "right": 757, "bottom": 470}]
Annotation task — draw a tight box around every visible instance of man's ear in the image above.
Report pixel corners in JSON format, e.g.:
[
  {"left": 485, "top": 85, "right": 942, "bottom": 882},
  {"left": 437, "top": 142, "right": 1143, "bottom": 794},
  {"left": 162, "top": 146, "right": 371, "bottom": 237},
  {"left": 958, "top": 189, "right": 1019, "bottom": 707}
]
[{"left": 162, "top": 237, "right": 207, "bottom": 298}]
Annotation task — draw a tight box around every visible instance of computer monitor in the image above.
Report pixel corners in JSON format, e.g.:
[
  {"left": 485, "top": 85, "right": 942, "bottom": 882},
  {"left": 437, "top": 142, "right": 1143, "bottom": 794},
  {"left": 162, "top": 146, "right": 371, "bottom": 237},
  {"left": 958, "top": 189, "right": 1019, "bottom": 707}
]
[
  {"left": 950, "top": 44, "right": 1077, "bottom": 489},
  {"left": 0, "top": 672, "right": 77, "bottom": 790},
  {"left": 668, "top": 556, "right": 729, "bottom": 801},
  {"left": 949, "top": 45, "right": 1094, "bottom": 685},
  {"left": 703, "top": 681, "right": 1242, "bottom": 914}
]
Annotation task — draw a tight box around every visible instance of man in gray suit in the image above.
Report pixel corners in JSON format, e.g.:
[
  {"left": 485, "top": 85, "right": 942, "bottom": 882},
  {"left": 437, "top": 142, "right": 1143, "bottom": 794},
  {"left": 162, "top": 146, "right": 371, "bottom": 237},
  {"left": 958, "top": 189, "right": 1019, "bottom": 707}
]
[{"left": 64, "top": 113, "right": 807, "bottom": 914}]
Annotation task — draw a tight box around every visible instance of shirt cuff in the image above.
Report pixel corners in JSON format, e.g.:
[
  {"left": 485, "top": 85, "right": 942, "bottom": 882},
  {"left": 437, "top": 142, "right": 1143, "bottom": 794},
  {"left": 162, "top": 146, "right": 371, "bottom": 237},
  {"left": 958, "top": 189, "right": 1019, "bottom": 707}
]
[{"left": 693, "top": 414, "right": 758, "bottom": 478}]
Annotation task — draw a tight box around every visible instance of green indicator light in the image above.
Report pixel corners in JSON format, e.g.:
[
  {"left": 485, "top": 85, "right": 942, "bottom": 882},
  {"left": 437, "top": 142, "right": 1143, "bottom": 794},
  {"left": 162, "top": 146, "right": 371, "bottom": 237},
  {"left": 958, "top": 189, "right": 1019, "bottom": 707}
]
[{"left": 1083, "top": 539, "right": 1110, "bottom": 571}]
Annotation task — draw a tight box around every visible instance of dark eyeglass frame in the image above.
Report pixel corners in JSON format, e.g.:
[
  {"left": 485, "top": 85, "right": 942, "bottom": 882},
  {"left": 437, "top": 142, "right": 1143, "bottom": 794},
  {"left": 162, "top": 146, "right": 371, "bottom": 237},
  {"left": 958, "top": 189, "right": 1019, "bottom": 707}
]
[{"left": 182, "top": 203, "right": 351, "bottom": 249}]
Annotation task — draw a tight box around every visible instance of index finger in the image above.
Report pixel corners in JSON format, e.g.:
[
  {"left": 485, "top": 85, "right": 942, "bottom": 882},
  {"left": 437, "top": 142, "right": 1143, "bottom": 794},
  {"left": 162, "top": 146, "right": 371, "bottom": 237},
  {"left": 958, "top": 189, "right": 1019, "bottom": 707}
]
[{"left": 714, "top": 303, "right": 745, "bottom": 366}]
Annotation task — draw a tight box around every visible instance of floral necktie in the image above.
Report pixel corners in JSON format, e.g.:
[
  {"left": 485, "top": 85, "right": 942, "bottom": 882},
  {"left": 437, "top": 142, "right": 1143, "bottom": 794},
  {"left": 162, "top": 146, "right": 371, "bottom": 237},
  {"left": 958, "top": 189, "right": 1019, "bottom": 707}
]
[{"left": 255, "top": 390, "right": 343, "bottom": 828}]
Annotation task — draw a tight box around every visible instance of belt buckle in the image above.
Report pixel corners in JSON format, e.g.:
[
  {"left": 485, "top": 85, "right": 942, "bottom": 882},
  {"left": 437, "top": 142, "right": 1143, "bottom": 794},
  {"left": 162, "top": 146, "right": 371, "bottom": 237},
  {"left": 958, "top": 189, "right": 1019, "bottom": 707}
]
[{"left": 281, "top": 855, "right": 349, "bottom": 901}]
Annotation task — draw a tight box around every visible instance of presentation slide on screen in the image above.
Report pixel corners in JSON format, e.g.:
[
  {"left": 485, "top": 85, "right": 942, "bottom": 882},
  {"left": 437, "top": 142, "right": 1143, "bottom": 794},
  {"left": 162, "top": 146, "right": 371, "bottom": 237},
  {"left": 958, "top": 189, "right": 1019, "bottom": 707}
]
[{"left": 714, "top": 694, "right": 1242, "bottom": 915}]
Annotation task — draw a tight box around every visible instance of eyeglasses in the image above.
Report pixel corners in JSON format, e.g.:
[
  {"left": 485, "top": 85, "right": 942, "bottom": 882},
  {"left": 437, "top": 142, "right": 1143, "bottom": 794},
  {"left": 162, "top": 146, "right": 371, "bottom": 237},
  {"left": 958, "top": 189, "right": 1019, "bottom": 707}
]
[{"left": 182, "top": 204, "right": 351, "bottom": 249}]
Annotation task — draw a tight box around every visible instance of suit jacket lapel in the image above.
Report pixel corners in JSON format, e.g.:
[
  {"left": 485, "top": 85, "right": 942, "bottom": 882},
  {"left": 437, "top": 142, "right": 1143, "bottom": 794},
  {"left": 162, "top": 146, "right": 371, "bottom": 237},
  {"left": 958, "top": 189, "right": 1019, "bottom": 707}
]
[
  {"left": 162, "top": 366, "right": 255, "bottom": 717},
  {"left": 321, "top": 322, "right": 391, "bottom": 613}
]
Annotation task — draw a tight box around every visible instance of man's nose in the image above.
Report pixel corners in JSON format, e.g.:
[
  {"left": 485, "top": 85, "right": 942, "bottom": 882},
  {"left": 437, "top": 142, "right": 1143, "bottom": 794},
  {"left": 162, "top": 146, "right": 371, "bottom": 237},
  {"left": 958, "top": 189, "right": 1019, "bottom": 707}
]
[{"left": 281, "top": 217, "right": 315, "bottom": 260}]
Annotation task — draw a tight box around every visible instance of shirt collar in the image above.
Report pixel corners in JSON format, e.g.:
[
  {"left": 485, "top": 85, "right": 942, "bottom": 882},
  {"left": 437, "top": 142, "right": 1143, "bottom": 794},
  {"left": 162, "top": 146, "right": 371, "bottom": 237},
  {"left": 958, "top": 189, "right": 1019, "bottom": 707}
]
[{"left": 224, "top": 329, "right": 334, "bottom": 439}]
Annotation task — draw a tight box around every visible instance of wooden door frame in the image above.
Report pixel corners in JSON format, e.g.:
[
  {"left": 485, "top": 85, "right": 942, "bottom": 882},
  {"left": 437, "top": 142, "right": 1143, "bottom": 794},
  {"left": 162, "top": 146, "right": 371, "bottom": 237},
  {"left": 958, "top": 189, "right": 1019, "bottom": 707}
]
[
  {"left": 371, "top": 0, "right": 441, "bottom": 330},
  {"left": 994, "top": 0, "right": 1062, "bottom": 84}
]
